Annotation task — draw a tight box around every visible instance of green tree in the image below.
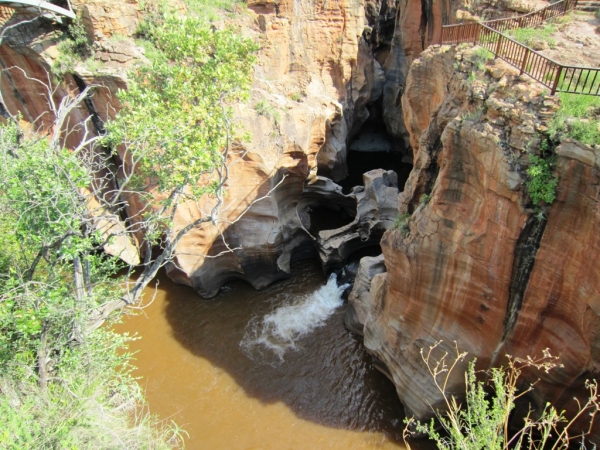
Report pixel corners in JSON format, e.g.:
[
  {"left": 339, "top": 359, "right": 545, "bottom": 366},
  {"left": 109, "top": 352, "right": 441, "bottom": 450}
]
[
  {"left": 0, "top": 6, "right": 258, "bottom": 447},
  {"left": 102, "top": 13, "right": 259, "bottom": 305}
]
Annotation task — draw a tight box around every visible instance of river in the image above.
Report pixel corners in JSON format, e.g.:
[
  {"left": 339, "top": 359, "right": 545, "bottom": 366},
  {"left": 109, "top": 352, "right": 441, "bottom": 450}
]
[{"left": 115, "top": 259, "right": 430, "bottom": 449}]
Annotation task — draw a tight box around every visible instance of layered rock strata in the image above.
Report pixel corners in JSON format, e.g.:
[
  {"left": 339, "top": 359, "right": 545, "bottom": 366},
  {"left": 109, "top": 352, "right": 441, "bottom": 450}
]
[
  {"left": 350, "top": 44, "right": 600, "bottom": 441},
  {"left": 0, "top": 0, "right": 460, "bottom": 296},
  {"left": 0, "top": 0, "right": 409, "bottom": 295}
]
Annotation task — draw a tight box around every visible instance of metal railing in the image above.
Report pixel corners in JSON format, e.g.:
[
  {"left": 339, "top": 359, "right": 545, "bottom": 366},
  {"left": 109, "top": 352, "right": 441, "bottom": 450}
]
[
  {"left": 440, "top": 0, "right": 600, "bottom": 95},
  {"left": 483, "top": 0, "right": 578, "bottom": 32},
  {"left": 0, "top": 0, "right": 75, "bottom": 21}
]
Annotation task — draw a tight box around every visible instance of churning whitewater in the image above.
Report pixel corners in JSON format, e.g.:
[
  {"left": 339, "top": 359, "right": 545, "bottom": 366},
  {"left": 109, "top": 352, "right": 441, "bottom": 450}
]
[{"left": 241, "top": 273, "right": 349, "bottom": 360}]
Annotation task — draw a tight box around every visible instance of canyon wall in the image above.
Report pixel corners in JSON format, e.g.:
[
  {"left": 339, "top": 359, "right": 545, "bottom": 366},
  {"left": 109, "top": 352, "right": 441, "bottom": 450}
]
[
  {"left": 351, "top": 44, "right": 600, "bottom": 440},
  {"left": 5, "top": 0, "right": 599, "bottom": 440},
  {"left": 0, "top": 0, "right": 449, "bottom": 296}
]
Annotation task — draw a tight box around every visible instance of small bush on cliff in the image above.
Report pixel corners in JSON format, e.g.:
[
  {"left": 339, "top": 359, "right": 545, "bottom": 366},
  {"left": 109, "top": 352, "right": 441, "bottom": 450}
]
[
  {"left": 394, "top": 213, "right": 411, "bottom": 236},
  {"left": 403, "top": 342, "right": 600, "bottom": 450},
  {"left": 469, "top": 47, "right": 494, "bottom": 72},
  {"left": 52, "top": 16, "right": 93, "bottom": 77},
  {"left": 527, "top": 154, "right": 558, "bottom": 206},
  {"left": 255, "top": 99, "right": 281, "bottom": 124}
]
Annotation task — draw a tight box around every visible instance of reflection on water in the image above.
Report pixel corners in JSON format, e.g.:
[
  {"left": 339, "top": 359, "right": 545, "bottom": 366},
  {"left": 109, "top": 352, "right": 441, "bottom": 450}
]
[{"left": 115, "top": 260, "right": 428, "bottom": 449}]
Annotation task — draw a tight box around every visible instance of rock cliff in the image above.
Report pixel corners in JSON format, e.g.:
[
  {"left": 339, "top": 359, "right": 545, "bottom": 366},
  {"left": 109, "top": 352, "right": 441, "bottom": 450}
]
[
  {"left": 4, "top": 0, "right": 600, "bottom": 441},
  {"left": 0, "top": 0, "right": 450, "bottom": 296},
  {"left": 350, "top": 44, "right": 600, "bottom": 440}
]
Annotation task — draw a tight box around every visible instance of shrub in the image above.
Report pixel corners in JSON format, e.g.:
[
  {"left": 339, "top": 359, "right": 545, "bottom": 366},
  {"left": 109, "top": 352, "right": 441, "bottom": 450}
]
[
  {"left": 404, "top": 342, "right": 600, "bottom": 450},
  {"left": 463, "top": 106, "right": 486, "bottom": 122},
  {"left": 394, "top": 213, "right": 412, "bottom": 236},
  {"left": 52, "top": 17, "right": 92, "bottom": 77},
  {"left": 527, "top": 154, "right": 558, "bottom": 206},
  {"left": 254, "top": 99, "right": 281, "bottom": 124},
  {"left": 469, "top": 46, "right": 494, "bottom": 71}
]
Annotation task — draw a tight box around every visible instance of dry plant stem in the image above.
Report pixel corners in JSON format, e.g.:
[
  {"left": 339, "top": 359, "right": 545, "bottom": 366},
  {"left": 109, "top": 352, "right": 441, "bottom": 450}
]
[{"left": 404, "top": 342, "right": 599, "bottom": 450}]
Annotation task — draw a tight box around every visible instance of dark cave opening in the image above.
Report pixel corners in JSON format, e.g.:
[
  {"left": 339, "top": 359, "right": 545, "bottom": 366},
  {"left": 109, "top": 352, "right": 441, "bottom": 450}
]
[
  {"left": 305, "top": 206, "right": 355, "bottom": 236},
  {"left": 339, "top": 110, "right": 412, "bottom": 194}
]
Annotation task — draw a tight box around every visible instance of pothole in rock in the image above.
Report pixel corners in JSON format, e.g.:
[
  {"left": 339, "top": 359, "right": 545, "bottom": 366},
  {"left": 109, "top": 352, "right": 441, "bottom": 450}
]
[
  {"left": 297, "top": 183, "right": 357, "bottom": 237},
  {"left": 298, "top": 203, "right": 356, "bottom": 236},
  {"left": 340, "top": 123, "right": 412, "bottom": 194},
  {"left": 305, "top": 206, "right": 355, "bottom": 236}
]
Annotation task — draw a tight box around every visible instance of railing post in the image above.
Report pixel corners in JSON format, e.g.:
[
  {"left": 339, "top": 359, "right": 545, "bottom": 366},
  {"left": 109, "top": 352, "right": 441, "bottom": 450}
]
[
  {"left": 495, "top": 33, "right": 503, "bottom": 57},
  {"left": 551, "top": 65, "right": 563, "bottom": 95},
  {"left": 520, "top": 48, "right": 530, "bottom": 75},
  {"left": 473, "top": 23, "right": 480, "bottom": 45}
]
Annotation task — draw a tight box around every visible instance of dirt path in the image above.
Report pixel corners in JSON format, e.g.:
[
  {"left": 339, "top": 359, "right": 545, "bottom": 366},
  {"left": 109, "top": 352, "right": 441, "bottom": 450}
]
[{"left": 539, "top": 10, "right": 600, "bottom": 67}]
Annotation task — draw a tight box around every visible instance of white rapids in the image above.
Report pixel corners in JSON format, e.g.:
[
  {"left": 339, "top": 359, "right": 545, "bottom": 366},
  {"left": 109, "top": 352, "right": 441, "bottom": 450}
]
[{"left": 241, "top": 273, "right": 349, "bottom": 361}]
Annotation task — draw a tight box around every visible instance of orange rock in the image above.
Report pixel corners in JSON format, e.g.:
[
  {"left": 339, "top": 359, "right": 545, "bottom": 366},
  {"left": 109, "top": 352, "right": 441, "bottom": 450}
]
[{"left": 356, "top": 45, "right": 600, "bottom": 443}]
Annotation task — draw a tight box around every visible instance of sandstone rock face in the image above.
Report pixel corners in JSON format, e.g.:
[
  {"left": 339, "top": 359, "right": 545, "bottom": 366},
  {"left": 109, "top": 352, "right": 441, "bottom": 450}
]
[
  {"left": 501, "top": 140, "right": 600, "bottom": 432},
  {"left": 380, "top": 0, "right": 455, "bottom": 145},
  {"left": 164, "top": 0, "right": 413, "bottom": 296},
  {"left": 0, "top": 0, "right": 456, "bottom": 298},
  {"left": 345, "top": 254, "right": 386, "bottom": 334},
  {"left": 74, "top": 0, "right": 142, "bottom": 41},
  {"left": 351, "top": 44, "right": 600, "bottom": 441},
  {"left": 167, "top": 0, "right": 368, "bottom": 293}
]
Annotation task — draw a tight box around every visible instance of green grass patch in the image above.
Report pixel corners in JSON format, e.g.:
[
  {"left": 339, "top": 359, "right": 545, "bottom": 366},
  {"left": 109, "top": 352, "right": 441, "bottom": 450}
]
[
  {"left": 549, "top": 93, "right": 600, "bottom": 146},
  {"left": 507, "top": 23, "right": 557, "bottom": 48},
  {"left": 141, "top": 0, "right": 245, "bottom": 22},
  {"left": 469, "top": 46, "right": 494, "bottom": 71},
  {"left": 186, "top": 0, "right": 245, "bottom": 19},
  {"left": 254, "top": 99, "right": 281, "bottom": 124}
]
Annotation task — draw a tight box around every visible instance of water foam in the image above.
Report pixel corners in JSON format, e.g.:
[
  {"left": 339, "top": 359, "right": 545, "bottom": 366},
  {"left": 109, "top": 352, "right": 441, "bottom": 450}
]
[{"left": 241, "top": 273, "right": 349, "bottom": 361}]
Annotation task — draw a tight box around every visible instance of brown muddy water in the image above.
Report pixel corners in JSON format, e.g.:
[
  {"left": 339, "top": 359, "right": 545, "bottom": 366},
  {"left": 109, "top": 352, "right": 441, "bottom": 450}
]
[{"left": 115, "top": 259, "right": 431, "bottom": 449}]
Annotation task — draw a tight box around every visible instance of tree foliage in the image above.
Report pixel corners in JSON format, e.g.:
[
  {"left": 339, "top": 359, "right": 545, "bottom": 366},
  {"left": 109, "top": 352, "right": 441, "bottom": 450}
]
[
  {"left": 104, "top": 14, "right": 257, "bottom": 195},
  {"left": 0, "top": 4, "right": 257, "bottom": 447}
]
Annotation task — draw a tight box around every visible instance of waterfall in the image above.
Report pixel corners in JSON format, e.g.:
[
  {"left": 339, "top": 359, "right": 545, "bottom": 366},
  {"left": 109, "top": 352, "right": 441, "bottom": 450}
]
[{"left": 241, "top": 273, "right": 349, "bottom": 361}]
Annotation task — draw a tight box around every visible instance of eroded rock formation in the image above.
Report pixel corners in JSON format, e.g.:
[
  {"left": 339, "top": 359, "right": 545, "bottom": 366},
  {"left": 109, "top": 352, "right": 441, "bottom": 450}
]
[
  {"left": 0, "top": 0, "right": 454, "bottom": 296},
  {"left": 350, "top": 44, "right": 600, "bottom": 441}
]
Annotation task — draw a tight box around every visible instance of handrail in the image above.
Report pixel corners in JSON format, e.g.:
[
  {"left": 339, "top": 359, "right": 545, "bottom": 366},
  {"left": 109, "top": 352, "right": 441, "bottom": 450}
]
[
  {"left": 0, "top": 0, "right": 75, "bottom": 20},
  {"left": 440, "top": 0, "right": 600, "bottom": 96},
  {"left": 482, "top": 0, "right": 577, "bottom": 32}
]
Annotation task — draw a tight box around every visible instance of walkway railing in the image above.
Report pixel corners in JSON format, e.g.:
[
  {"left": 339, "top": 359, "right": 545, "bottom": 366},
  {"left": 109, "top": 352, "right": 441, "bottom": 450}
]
[
  {"left": 483, "top": 0, "right": 578, "bottom": 32},
  {"left": 0, "top": 0, "right": 75, "bottom": 21},
  {"left": 441, "top": 0, "right": 600, "bottom": 96}
]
